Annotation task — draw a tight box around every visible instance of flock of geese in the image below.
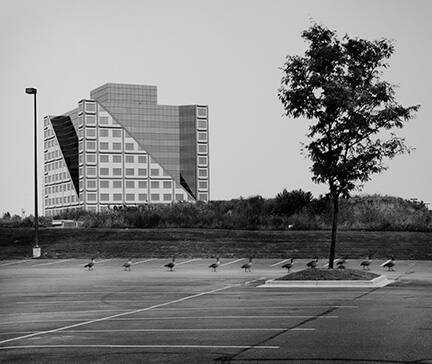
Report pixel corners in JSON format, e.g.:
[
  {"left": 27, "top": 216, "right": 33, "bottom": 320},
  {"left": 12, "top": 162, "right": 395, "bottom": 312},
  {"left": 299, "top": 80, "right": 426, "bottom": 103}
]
[{"left": 84, "top": 256, "right": 396, "bottom": 272}]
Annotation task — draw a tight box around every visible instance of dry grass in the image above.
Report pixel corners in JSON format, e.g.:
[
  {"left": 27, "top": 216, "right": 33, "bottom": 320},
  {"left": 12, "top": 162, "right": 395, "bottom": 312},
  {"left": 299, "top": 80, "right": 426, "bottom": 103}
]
[{"left": 276, "top": 268, "right": 380, "bottom": 281}]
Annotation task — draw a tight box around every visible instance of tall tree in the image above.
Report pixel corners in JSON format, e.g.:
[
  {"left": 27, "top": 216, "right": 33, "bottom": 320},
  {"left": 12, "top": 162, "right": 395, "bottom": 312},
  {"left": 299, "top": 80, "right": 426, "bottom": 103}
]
[{"left": 278, "top": 24, "right": 420, "bottom": 268}]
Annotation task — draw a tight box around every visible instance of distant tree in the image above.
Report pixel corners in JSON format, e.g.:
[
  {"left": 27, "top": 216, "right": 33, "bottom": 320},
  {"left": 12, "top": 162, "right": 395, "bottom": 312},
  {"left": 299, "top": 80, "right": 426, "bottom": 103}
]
[
  {"left": 278, "top": 24, "right": 420, "bottom": 267},
  {"left": 274, "top": 189, "right": 313, "bottom": 217}
]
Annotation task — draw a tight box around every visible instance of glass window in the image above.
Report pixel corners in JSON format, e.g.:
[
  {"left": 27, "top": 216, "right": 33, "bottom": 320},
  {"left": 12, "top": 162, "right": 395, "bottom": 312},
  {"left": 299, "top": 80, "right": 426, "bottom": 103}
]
[
  {"left": 126, "top": 181, "right": 135, "bottom": 188},
  {"left": 99, "top": 129, "right": 109, "bottom": 137},
  {"left": 151, "top": 168, "right": 159, "bottom": 176},
  {"left": 126, "top": 155, "right": 134, "bottom": 163},
  {"left": 87, "top": 193, "right": 97, "bottom": 201},
  {"left": 197, "top": 132, "right": 207, "bottom": 142},
  {"left": 197, "top": 119, "right": 207, "bottom": 130},
  {"left": 198, "top": 168, "right": 208, "bottom": 178},
  {"left": 100, "top": 180, "right": 109, "bottom": 188},
  {"left": 113, "top": 180, "right": 122, "bottom": 188},
  {"left": 138, "top": 193, "right": 148, "bottom": 201},
  {"left": 150, "top": 181, "right": 159, "bottom": 189},
  {"left": 125, "top": 143, "right": 134, "bottom": 151},
  {"left": 175, "top": 194, "right": 184, "bottom": 201},
  {"left": 87, "top": 154, "right": 96, "bottom": 163},
  {"left": 100, "top": 154, "right": 109, "bottom": 163},
  {"left": 100, "top": 168, "right": 109, "bottom": 176},
  {"left": 100, "top": 142, "right": 109, "bottom": 150},
  {"left": 99, "top": 116, "right": 108, "bottom": 125},
  {"left": 113, "top": 142, "right": 122, "bottom": 150},
  {"left": 113, "top": 193, "right": 122, "bottom": 201},
  {"left": 100, "top": 193, "right": 109, "bottom": 201},
  {"left": 87, "top": 180, "right": 96, "bottom": 189},
  {"left": 85, "top": 102, "right": 96, "bottom": 113},
  {"left": 198, "top": 193, "right": 208, "bottom": 202},
  {"left": 86, "top": 141, "right": 96, "bottom": 150},
  {"left": 112, "top": 155, "right": 122, "bottom": 163},
  {"left": 163, "top": 181, "right": 172, "bottom": 189},
  {"left": 86, "top": 128, "right": 96, "bottom": 138},
  {"left": 126, "top": 193, "right": 135, "bottom": 202},
  {"left": 125, "top": 168, "right": 134, "bottom": 176},
  {"left": 163, "top": 194, "right": 172, "bottom": 201},
  {"left": 151, "top": 193, "right": 159, "bottom": 201},
  {"left": 86, "top": 115, "right": 96, "bottom": 125},
  {"left": 113, "top": 168, "right": 122, "bottom": 176},
  {"left": 87, "top": 167, "right": 96, "bottom": 176},
  {"left": 198, "top": 180, "right": 208, "bottom": 190},
  {"left": 197, "top": 144, "right": 207, "bottom": 154},
  {"left": 197, "top": 107, "right": 207, "bottom": 117},
  {"left": 198, "top": 156, "right": 207, "bottom": 166},
  {"left": 138, "top": 155, "right": 147, "bottom": 163},
  {"left": 112, "top": 129, "right": 121, "bottom": 138},
  {"left": 138, "top": 181, "right": 147, "bottom": 189},
  {"left": 138, "top": 168, "right": 147, "bottom": 176}
]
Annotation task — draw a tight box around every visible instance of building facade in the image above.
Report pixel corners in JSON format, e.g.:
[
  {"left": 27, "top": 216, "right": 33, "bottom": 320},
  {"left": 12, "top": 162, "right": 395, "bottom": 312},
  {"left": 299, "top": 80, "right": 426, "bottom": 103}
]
[{"left": 43, "top": 83, "right": 209, "bottom": 216}]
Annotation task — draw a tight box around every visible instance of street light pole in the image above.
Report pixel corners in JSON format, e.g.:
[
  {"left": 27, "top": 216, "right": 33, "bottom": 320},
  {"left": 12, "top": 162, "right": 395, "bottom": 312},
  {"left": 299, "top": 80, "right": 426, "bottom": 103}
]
[{"left": 25, "top": 87, "right": 40, "bottom": 256}]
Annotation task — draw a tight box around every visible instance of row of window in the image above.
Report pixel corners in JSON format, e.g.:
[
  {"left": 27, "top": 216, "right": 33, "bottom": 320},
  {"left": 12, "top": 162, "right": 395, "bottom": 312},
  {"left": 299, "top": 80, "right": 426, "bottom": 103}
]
[
  {"left": 80, "top": 141, "right": 140, "bottom": 152},
  {"left": 45, "top": 160, "right": 65, "bottom": 172},
  {"left": 80, "top": 166, "right": 174, "bottom": 178},
  {"left": 197, "top": 132, "right": 207, "bottom": 142},
  {"left": 45, "top": 139, "right": 58, "bottom": 149},
  {"left": 83, "top": 179, "right": 173, "bottom": 190},
  {"left": 45, "top": 195, "right": 77, "bottom": 206},
  {"left": 197, "top": 119, "right": 207, "bottom": 130},
  {"left": 45, "top": 172, "right": 69, "bottom": 184},
  {"left": 82, "top": 154, "right": 148, "bottom": 164},
  {"left": 78, "top": 128, "right": 123, "bottom": 139},
  {"left": 44, "top": 128, "right": 55, "bottom": 139},
  {"left": 45, "top": 183, "right": 73, "bottom": 195},
  {"left": 86, "top": 192, "right": 184, "bottom": 202},
  {"left": 45, "top": 149, "right": 61, "bottom": 161}
]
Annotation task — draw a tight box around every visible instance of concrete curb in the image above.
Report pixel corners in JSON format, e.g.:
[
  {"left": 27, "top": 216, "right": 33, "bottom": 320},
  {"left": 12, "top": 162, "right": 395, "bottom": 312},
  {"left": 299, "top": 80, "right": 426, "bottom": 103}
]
[{"left": 258, "top": 275, "right": 394, "bottom": 288}]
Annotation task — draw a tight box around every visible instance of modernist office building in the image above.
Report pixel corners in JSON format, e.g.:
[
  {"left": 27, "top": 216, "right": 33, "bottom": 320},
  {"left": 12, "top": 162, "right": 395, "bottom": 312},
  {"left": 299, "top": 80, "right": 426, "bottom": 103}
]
[{"left": 43, "top": 83, "right": 209, "bottom": 216}]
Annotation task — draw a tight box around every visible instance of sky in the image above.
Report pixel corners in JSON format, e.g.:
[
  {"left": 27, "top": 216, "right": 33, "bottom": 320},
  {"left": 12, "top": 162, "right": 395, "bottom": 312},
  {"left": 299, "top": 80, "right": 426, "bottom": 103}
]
[{"left": 0, "top": 0, "right": 431, "bottom": 215}]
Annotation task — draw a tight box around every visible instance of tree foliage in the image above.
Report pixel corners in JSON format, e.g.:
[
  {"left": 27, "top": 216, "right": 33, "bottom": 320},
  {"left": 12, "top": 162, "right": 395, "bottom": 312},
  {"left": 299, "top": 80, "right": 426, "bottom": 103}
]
[{"left": 278, "top": 23, "right": 420, "bottom": 266}]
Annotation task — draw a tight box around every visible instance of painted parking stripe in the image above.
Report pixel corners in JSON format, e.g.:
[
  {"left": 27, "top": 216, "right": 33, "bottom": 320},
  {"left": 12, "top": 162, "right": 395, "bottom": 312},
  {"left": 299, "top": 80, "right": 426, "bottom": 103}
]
[
  {"left": 220, "top": 258, "right": 244, "bottom": 267},
  {"left": 270, "top": 259, "right": 293, "bottom": 267},
  {"left": 107, "top": 315, "right": 338, "bottom": 320},
  {"left": 132, "top": 259, "right": 155, "bottom": 265},
  {"left": 32, "top": 259, "right": 71, "bottom": 267},
  {"left": 0, "top": 328, "right": 313, "bottom": 335},
  {"left": 0, "top": 284, "right": 238, "bottom": 345},
  {"left": 0, "top": 344, "right": 280, "bottom": 350},
  {"left": 0, "top": 260, "right": 32, "bottom": 267},
  {"left": 176, "top": 258, "right": 201, "bottom": 265}
]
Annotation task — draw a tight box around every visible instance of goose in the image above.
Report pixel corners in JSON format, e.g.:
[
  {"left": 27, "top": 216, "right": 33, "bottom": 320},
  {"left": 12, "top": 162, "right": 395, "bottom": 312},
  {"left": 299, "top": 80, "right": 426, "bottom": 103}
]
[
  {"left": 84, "top": 258, "right": 95, "bottom": 271},
  {"left": 209, "top": 257, "right": 221, "bottom": 272},
  {"left": 164, "top": 257, "right": 176, "bottom": 272},
  {"left": 241, "top": 257, "right": 253, "bottom": 272},
  {"left": 381, "top": 257, "right": 395, "bottom": 271},
  {"left": 123, "top": 259, "right": 132, "bottom": 271},
  {"left": 281, "top": 258, "right": 294, "bottom": 272},
  {"left": 360, "top": 256, "right": 371, "bottom": 270},
  {"left": 306, "top": 257, "right": 318, "bottom": 269},
  {"left": 336, "top": 257, "right": 347, "bottom": 270}
]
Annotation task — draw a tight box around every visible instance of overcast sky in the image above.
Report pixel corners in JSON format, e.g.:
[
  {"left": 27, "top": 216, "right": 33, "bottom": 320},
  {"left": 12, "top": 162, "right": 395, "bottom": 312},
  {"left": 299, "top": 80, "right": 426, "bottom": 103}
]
[{"left": 0, "top": 0, "right": 431, "bottom": 215}]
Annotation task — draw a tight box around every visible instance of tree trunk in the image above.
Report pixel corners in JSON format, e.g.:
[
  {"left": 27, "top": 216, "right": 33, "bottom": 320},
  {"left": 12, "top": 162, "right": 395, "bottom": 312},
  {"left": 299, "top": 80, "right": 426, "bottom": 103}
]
[{"left": 328, "top": 195, "right": 339, "bottom": 269}]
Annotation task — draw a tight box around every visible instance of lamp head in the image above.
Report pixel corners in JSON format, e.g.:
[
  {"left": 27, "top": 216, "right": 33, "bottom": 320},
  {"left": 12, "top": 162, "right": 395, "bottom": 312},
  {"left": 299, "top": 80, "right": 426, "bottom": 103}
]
[{"left": 25, "top": 88, "right": 37, "bottom": 94}]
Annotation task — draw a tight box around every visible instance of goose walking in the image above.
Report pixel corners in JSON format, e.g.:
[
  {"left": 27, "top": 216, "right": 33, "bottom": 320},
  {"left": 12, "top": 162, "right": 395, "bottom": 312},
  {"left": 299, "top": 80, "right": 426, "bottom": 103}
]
[
  {"left": 123, "top": 259, "right": 132, "bottom": 271},
  {"left": 306, "top": 257, "right": 318, "bottom": 269},
  {"left": 360, "top": 256, "right": 371, "bottom": 270},
  {"left": 381, "top": 257, "right": 395, "bottom": 271},
  {"left": 164, "top": 257, "right": 176, "bottom": 272},
  {"left": 281, "top": 258, "right": 294, "bottom": 272},
  {"left": 84, "top": 258, "right": 95, "bottom": 271},
  {"left": 336, "top": 257, "right": 346, "bottom": 270},
  {"left": 209, "top": 257, "right": 221, "bottom": 272},
  {"left": 241, "top": 258, "right": 253, "bottom": 272}
]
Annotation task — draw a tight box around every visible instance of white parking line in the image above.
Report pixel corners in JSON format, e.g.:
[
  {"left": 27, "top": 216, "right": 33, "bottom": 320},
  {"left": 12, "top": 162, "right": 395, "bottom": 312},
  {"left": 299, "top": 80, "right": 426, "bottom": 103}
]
[
  {"left": 0, "top": 284, "right": 238, "bottom": 345},
  {"left": 220, "top": 258, "right": 244, "bottom": 267},
  {"left": 32, "top": 259, "right": 71, "bottom": 267},
  {"left": 0, "top": 344, "right": 280, "bottom": 350},
  {"left": 270, "top": 259, "right": 292, "bottom": 267},
  {"left": 132, "top": 259, "right": 155, "bottom": 265},
  {"left": 0, "top": 260, "right": 32, "bottom": 267},
  {"left": 176, "top": 258, "right": 201, "bottom": 265},
  {"left": 108, "top": 315, "right": 338, "bottom": 320}
]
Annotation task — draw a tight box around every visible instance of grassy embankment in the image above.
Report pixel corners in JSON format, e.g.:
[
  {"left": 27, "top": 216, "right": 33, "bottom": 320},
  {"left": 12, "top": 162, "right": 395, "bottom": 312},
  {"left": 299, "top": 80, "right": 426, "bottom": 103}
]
[{"left": 0, "top": 227, "right": 431, "bottom": 260}]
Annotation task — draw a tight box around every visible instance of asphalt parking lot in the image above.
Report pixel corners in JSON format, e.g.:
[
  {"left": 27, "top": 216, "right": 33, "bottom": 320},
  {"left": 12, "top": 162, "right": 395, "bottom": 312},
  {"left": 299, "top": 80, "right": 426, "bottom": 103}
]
[{"left": 0, "top": 258, "right": 431, "bottom": 363}]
